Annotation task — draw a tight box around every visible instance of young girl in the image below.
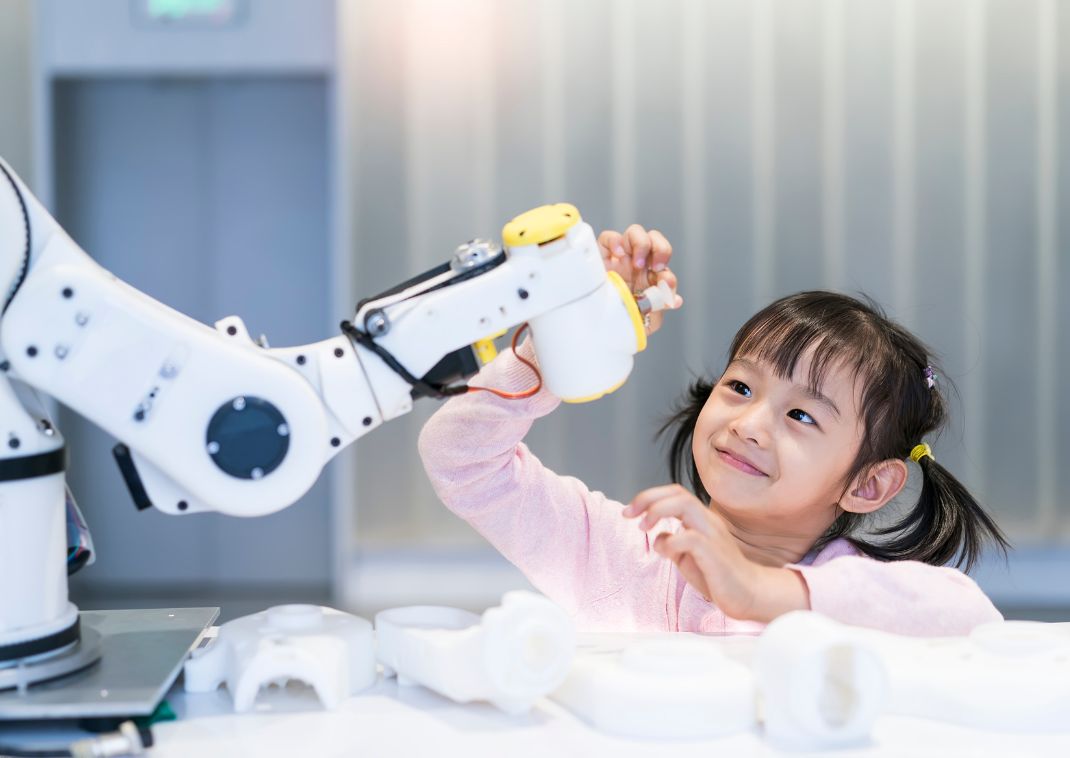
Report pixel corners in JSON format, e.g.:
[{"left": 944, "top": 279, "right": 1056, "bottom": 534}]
[{"left": 418, "top": 226, "right": 1008, "bottom": 636}]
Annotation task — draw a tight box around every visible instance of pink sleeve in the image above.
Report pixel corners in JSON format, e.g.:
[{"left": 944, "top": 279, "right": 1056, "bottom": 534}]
[
  {"left": 417, "top": 342, "right": 655, "bottom": 615},
  {"left": 790, "top": 553, "right": 1003, "bottom": 636}
]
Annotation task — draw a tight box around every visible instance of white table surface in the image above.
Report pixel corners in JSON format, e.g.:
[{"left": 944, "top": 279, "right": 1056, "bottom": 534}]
[
  {"left": 6, "top": 630, "right": 1070, "bottom": 757},
  {"left": 154, "top": 628, "right": 1070, "bottom": 758},
  {"left": 153, "top": 676, "right": 1070, "bottom": 758}
]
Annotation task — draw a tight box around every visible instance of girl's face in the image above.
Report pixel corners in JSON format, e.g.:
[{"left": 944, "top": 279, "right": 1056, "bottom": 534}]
[{"left": 691, "top": 350, "right": 865, "bottom": 535}]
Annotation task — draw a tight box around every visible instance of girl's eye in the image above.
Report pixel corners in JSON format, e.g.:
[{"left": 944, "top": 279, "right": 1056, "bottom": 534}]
[
  {"left": 727, "top": 380, "right": 751, "bottom": 398},
  {"left": 788, "top": 409, "right": 816, "bottom": 426}
]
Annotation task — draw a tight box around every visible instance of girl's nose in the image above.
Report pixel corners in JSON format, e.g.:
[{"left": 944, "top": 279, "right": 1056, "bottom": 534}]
[{"left": 730, "top": 402, "right": 771, "bottom": 446}]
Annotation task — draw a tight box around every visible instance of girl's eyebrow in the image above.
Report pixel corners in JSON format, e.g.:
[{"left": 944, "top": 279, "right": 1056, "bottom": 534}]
[
  {"left": 798, "top": 385, "right": 841, "bottom": 419},
  {"left": 729, "top": 357, "right": 841, "bottom": 418}
]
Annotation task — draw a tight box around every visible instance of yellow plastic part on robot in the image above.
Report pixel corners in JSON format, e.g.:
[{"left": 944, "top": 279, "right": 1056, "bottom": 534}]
[
  {"left": 502, "top": 203, "right": 582, "bottom": 247},
  {"left": 472, "top": 329, "right": 508, "bottom": 364}
]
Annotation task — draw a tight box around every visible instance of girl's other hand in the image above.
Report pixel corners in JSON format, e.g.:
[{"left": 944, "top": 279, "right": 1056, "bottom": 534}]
[
  {"left": 622, "top": 484, "right": 809, "bottom": 622},
  {"left": 597, "top": 225, "right": 683, "bottom": 334},
  {"left": 622, "top": 484, "right": 752, "bottom": 615}
]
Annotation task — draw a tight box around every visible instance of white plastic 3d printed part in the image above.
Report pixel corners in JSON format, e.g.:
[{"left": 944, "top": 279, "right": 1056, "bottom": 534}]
[
  {"left": 551, "top": 636, "right": 758, "bottom": 739},
  {"left": 637, "top": 280, "right": 680, "bottom": 313},
  {"left": 855, "top": 619, "right": 1070, "bottom": 732},
  {"left": 375, "top": 591, "right": 574, "bottom": 714},
  {"left": 183, "top": 604, "right": 376, "bottom": 712},
  {"left": 753, "top": 611, "right": 887, "bottom": 751}
]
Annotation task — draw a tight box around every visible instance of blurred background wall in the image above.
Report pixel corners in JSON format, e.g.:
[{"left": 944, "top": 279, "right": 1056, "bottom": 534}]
[
  {"left": 0, "top": 0, "right": 31, "bottom": 177},
  {"left": 0, "top": 0, "right": 1066, "bottom": 620}
]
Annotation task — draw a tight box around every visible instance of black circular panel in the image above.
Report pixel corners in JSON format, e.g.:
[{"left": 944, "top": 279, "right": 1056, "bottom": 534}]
[{"left": 206, "top": 396, "right": 290, "bottom": 479}]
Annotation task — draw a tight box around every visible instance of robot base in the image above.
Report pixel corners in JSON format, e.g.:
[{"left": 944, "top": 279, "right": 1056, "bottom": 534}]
[
  {"left": 0, "top": 607, "right": 217, "bottom": 721},
  {"left": 0, "top": 624, "right": 102, "bottom": 693}
]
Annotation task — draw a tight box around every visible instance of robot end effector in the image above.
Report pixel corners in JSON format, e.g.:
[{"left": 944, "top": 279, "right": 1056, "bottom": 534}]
[{"left": 0, "top": 158, "right": 663, "bottom": 523}]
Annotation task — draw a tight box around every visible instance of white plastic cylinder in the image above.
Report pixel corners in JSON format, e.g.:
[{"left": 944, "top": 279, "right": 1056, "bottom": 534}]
[
  {"left": 0, "top": 472, "right": 74, "bottom": 645},
  {"left": 753, "top": 611, "right": 887, "bottom": 751},
  {"left": 0, "top": 370, "right": 73, "bottom": 648},
  {"left": 528, "top": 279, "right": 641, "bottom": 403},
  {"left": 375, "top": 591, "right": 575, "bottom": 714}
]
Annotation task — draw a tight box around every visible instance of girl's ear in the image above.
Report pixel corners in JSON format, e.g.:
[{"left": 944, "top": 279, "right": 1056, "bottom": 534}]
[{"left": 840, "top": 459, "right": 908, "bottom": 514}]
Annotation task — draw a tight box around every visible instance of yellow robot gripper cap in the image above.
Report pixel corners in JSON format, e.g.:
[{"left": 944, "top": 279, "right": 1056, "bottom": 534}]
[{"left": 502, "top": 203, "right": 581, "bottom": 248}]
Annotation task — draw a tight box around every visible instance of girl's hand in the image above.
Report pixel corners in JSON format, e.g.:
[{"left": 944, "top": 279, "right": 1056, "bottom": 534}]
[
  {"left": 621, "top": 484, "right": 810, "bottom": 622},
  {"left": 597, "top": 225, "right": 683, "bottom": 335}
]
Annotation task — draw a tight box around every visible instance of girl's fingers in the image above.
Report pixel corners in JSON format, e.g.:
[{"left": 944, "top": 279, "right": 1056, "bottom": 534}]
[
  {"left": 653, "top": 530, "right": 704, "bottom": 561},
  {"left": 622, "top": 484, "right": 689, "bottom": 516},
  {"left": 636, "top": 493, "right": 715, "bottom": 536},
  {"left": 655, "top": 267, "right": 678, "bottom": 292},
  {"left": 648, "top": 229, "right": 673, "bottom": 272},
  {"left": 600, "top": 226, "right": 680, "bottom": 303},
  {"left": 597, "top": 230, "right": 633, "bottom": 281},
  {"left": 653, "top": 529, "right": 705, "bottom": 561},
  {"left": 597, "top": 230, "right": 626, "bottom": 260},
  {"left": 624, "top": 224, "right": 652, "bottom": 272},
  {"left": 602, "top": 256, "right": 630, "bottom": 281},
  {"left": 653, "top": 532, "right": 712, "bottom": 600},
  {"left": 677, "top": 554, "right": 710, "bottom": 601},
  {"left": 652, "top": 531, "right": 683, "bottom": 561}
]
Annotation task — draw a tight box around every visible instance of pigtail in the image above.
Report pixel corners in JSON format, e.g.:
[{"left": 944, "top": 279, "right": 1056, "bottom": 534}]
[
  {"left": 658, "top": 379, "right": 714, "bottom": 504},
  {"left": 863, "top": 455, "right": 1009, "bottom": 571}
]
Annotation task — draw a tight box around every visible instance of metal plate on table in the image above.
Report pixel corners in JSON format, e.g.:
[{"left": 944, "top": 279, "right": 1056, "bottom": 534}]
[{"left": 0, "top": 607, "right": 218, "bottom": 720}]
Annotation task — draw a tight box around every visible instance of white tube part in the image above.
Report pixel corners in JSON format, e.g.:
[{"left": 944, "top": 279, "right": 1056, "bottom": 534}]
[
  {"left": 375, "top": 591, "right": 575, "bottom": 714},
  {"left": 852, "top": 619, "right": 1070, "bottom": 733},
  {"left": 551, "top": 637, "right": 757, "bottom": 740},
  {"left": 183, "top": 604, "right": 376, "bottom": 712},
  {"left": 753, "top": 611, "right": 888, "bottom": 751}
]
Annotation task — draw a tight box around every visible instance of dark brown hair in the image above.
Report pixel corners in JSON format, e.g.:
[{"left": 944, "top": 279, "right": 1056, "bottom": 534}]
[{"left": 661, "top": 291, "right": 1008, "bottom": 571}]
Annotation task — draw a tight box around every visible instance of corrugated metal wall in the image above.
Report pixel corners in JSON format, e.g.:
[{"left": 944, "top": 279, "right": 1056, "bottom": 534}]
[{"left": 342, "top": 0, "right": 1068, "bottom": 552}]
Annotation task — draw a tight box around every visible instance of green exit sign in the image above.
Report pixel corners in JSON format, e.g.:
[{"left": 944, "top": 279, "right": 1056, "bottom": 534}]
[{"left": 138, "top": 0, "right": 243, "bottom": 26}]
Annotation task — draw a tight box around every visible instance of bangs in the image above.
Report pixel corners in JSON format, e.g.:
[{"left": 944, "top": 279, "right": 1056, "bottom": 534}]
[{"left": 727, "top": 293, "right": 886, "bottom": 397}]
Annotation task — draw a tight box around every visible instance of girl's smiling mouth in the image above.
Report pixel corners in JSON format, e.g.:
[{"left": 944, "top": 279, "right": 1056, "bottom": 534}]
[{"left": 715, "top": 447, "right": 769, "bottom": 477}]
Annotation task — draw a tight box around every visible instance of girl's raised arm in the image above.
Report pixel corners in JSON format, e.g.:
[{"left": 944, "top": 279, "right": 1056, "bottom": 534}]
[{"left": 418, "top": 340, "right": 662, "bottom": 618}]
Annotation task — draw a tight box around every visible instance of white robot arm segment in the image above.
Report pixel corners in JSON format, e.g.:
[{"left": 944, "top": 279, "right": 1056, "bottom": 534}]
[
  {"left": 0, "top": 159, "right": 648, "bottom": 522},
  {"left": 0, "top": 155, "right": 661, "bottom": 672},
  {"left": 0, "top": 169, "right": 331, "bottom": 518},
  {"left": 0, "top": 155, "right": 667, "bottom": 666}
]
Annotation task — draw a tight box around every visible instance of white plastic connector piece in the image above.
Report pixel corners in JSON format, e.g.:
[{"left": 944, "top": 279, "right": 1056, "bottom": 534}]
[
  {"left": 551, "top": 637, "right": 758, "bottom": 739},
  {"left": 375, "top": 591, "right": 575, "bottom": 714},
  {"left": 635, "top": 280, "right": 679, "bottom": 314},
  {"left": 753, "top": 611, "right": 887, "bottom": 751},
  {"left": 183, "top": 604, "right": 376, "bottom": 712}
]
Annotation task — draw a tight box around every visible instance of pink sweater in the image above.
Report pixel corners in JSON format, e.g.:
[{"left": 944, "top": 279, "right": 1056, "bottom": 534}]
[{"left": 418, "top": 345, "right": 1002, "bottom": 637}]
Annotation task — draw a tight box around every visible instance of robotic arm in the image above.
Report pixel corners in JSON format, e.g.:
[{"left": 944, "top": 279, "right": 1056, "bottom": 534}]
[{"left": 0, "top": 157, "right": 659, "bottom": 653}]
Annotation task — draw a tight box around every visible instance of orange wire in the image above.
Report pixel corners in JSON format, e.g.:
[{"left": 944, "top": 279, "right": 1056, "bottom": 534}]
[{"left": 466, "top": 323, "right": 543, "bottom": 399}]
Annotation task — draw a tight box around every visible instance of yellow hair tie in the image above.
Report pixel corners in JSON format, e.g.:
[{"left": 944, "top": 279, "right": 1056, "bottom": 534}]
[{"left": 909, "top": 443, "right": 934, "bottom": 463}]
